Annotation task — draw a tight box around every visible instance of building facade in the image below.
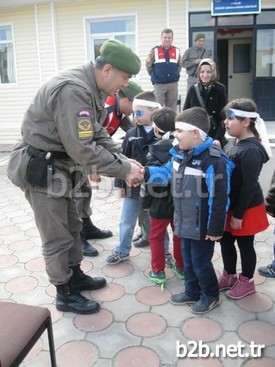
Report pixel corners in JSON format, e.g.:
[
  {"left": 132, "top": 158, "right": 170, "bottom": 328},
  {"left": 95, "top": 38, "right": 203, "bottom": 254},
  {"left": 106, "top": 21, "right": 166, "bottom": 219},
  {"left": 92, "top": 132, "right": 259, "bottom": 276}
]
[{"left": 0, "top": 0, "right": 274, "bottom": 144}]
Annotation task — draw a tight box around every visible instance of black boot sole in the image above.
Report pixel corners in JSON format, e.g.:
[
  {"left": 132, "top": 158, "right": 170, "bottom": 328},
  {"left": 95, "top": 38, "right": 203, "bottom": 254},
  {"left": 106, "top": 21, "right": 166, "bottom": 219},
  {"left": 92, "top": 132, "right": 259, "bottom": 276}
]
[{"left": 56, "top": 303, "right": 100, "bottom": 314}]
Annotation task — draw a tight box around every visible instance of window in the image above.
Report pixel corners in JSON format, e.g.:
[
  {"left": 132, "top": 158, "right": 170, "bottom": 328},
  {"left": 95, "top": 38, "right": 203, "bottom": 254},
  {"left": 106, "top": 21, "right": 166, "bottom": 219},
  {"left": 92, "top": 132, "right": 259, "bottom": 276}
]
[
  {"left": 256, "top": 10, "right": 275, "bottom": 25},
  {"left": 217, "top": 14, "right": 253, "bottom": 26},
  {"left": 86, "top": 16, "right": 136, "bottom": 61},
  {"left": 0, "top": 25, "right": 16, "bottom": 84},
  {"left": 256, "top": 29, "right": 275, "bottom": 77},
  {"left": 190, "top": 13, "right": 215, "bottom": 27}
]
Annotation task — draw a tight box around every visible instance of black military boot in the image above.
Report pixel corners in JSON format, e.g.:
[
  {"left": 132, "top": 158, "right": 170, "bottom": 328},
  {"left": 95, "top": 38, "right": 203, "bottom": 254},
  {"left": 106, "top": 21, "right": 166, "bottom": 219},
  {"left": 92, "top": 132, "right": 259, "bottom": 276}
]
[
  {"left": 56, "top": 282, "right": 100, "bottom": 314},
  {"left": 80, "top": 231, "right": 99, "bottom": 257},
  {"left": 82, "top": 217, "right": 113, "bottom": 239},
  {"left": 70, "top": 264, "right": 107, "bottom": 291}
]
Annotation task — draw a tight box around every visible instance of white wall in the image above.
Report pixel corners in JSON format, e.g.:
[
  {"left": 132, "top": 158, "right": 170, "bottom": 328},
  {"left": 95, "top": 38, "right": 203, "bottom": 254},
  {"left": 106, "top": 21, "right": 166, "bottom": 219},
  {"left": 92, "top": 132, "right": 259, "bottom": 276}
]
[{"left": 0, "top": 0, "right": 273, "bottom": 144}]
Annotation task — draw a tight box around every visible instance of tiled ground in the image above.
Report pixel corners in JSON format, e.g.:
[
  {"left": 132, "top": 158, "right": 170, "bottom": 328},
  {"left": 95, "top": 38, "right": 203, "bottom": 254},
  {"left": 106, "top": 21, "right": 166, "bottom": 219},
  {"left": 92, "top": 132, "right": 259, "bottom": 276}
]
[{"left": 1, "top": 158, "right": 275, "bottom": 367}]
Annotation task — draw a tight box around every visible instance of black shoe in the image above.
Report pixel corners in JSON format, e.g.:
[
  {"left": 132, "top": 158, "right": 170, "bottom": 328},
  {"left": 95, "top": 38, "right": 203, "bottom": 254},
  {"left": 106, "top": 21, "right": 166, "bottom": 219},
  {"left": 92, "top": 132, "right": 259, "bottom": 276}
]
[
  {"left": 70, "top": 264, "right": 106, "bottom": 291},
  {"left": 133, "top": 233, "right": 142, "bottom": 242},
  {"left": 82, "top": 217, "right": 113, "bottom": 239},
  {"left": 80, "top": 231, "right": 99, "bottom": 257},
  {"left": 133, "top": 238, "right": 149, "bottom": 248},
  {"left": 56, "top": 283, "right": 100, "bottom": 314}
]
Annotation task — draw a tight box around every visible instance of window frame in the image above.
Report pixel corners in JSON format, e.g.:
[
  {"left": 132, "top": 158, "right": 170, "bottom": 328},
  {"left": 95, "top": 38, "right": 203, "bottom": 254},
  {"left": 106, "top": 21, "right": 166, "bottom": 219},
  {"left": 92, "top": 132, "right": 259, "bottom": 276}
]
[
  {"left": 0, "top": 23, "right": 17, "bottom": 85},
  {"left": 84, "top": 14, "right": 137, "bottom": 62}
]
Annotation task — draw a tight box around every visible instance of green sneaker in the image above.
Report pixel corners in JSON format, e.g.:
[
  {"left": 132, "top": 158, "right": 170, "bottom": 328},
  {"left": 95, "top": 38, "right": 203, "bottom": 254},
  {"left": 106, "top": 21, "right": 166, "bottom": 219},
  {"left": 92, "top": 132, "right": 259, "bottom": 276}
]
[
  {"left": 172, "top": 265, "right": 185, "bottom": 280},
  {"left": 149, "top": 270, "right": 167, "bottom": 284}
]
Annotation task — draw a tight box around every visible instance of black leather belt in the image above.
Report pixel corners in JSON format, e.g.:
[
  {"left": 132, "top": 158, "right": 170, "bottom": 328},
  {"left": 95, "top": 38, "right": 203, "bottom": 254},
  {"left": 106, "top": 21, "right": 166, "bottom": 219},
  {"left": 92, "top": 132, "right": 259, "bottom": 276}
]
[{"left": 26, "top": 144, "right": 70, "bottom": 159}]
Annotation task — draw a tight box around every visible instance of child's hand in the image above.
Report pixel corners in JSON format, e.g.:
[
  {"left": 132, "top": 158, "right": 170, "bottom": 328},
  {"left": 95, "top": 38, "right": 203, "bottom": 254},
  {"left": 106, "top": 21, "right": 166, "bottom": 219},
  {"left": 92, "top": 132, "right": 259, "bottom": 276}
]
[
  {"left": 205, "top": 235, "right": 222, "bottom": 242},
  {"left": 89, "top": 173, "right": 101, "bottom": 183},
  {"left": 117, "top": 188, "right": 126, "bottom": 198},
  {"left": 230, "top": 216, "right": 242, "bottom": 230}
]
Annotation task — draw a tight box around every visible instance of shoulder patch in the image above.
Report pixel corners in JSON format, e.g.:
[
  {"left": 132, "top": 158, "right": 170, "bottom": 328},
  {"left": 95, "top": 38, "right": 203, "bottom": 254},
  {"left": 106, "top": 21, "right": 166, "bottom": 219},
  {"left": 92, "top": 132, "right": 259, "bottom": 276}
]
[{"left": 76, "top": 110, "right": 93, "bottom": 139}]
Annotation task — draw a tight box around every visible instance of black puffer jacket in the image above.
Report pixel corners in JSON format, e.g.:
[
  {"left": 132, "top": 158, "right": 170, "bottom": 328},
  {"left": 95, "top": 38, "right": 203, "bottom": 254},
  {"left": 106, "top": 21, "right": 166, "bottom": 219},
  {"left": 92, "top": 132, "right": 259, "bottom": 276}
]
[
  {"left": 140, "top": 136, "right": 174, "bottom": 218},
  {"left": 114, "top": 124, "right": 156, "bottom": 199}
]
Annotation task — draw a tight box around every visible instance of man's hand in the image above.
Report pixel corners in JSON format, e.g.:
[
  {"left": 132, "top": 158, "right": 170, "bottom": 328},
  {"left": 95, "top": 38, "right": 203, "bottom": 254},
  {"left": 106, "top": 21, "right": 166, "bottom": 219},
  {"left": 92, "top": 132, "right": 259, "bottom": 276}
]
[{"left": 125, "top": 160, "right": 145, "bottom": 187}]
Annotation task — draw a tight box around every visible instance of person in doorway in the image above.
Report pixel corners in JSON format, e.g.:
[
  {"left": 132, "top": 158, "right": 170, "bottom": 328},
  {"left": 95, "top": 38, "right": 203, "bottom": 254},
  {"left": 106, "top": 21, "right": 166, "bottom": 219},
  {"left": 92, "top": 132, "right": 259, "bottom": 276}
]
[
  {"left": 219, "top": 98, "right": 270, "bottom": 299},
  {"left": 146, "top": 28, "right": 181, "bottom": 113},
  {"left": 183, "top": 58, "right": 227, "bottom": 147},
  {"left": 182, "top": 33, "right": 211, "bottom": 91},
  {"left": 79, "top": 80, "right": 143, "bottom": 257},
  {"left": 7, "top": 39, "right": 143, "bottom": 315}
]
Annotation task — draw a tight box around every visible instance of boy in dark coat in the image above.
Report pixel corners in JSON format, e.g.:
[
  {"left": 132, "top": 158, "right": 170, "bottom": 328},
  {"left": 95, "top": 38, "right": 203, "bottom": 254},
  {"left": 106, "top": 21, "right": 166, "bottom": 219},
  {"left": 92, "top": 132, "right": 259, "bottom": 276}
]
[{"left": 140, "top": 108, "right": 184, "bottom": 284}]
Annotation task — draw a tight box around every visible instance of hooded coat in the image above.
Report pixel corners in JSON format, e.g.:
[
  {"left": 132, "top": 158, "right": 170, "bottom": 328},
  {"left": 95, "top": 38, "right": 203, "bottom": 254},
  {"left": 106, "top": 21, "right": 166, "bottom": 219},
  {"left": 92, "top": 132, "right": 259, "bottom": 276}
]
[{"left": 183, "top": 58, "right": 227, "bottom": 145}]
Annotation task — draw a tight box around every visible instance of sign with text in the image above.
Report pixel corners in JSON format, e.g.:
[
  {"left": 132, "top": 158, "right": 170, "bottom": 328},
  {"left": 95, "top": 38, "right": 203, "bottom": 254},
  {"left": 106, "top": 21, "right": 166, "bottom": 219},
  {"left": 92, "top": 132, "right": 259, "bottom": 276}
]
[{"left": 211, "top": 0, "right": 261, "bottom": 16}]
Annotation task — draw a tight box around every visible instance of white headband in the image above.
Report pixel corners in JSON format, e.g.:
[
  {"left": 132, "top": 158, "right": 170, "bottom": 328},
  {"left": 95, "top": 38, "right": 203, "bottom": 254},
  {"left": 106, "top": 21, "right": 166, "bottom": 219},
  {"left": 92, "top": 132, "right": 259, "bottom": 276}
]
[
  {"left": 133, "top": 99, "right": 162, "bottom": 109},
  {"left": 175, "top": 121, "right": 207, "bottom": 141},
  {"left": 230, "top": 109, "right": 259, "bottom": 119},
  {"left": 152, "top": 122, "right": 165, "bottom": 133}
]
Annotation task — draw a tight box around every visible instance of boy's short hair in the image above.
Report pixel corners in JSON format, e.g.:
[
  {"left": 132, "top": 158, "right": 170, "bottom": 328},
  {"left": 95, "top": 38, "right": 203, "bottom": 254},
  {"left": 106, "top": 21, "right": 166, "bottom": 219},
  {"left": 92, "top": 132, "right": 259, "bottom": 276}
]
[
  {"left": 176, "top": 107, "right": 210, "bottom": 134},
  {"left": 151, "top": 107, "right": 176, "bottom": 132},
  {"left": 134, "top": 91, "right": 157, "bottom": 102}
]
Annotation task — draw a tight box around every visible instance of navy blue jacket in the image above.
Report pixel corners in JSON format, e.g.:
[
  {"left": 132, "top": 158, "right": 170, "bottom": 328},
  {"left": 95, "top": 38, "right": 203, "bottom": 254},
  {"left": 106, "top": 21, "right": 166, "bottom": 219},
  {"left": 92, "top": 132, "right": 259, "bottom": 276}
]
[
  {"left": 140, "top": 136, "right": 174, "bottom": 218},
  {"left": 114, "top": 124, "right": 156, "bottom": 199},
  {"left": 145, "top": 138, "right": 235, "bottom": 240}
]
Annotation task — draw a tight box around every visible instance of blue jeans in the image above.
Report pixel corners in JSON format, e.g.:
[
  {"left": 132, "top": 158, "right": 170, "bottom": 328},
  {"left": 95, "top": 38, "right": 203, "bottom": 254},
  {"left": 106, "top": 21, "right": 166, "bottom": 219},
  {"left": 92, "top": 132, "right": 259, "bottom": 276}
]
[
  {"left": 181, "top": 238, "right": 219, "bottom": 298},
  {"left": 116, "top": 197, "right": 140, "bottom": 256},
  {"left": 115, "top": 197, "right": 171, "bottom": 257}
]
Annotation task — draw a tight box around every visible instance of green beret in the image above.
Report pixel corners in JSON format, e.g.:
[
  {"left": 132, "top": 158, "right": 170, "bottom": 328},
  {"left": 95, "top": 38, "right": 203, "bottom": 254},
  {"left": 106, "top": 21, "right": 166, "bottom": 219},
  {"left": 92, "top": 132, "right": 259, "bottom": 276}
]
[
  {"left": 122, "top": 80, "right": 143, "bottom": 100},
  {"left": 100, "top": 39, "right": 141, "bottom": 76},
  {"left": 195, "top": 33, "right": 205, "bottom": 41}
]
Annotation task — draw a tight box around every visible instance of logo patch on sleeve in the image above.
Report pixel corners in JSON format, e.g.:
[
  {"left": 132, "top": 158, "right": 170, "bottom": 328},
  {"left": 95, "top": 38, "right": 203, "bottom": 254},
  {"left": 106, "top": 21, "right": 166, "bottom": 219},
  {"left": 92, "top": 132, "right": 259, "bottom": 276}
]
[
  {"left": 77, "top": 117, "right": 93, "bottom": 139},
  {"left": 76, "top": 110, "right": 93, "bottom": 139}
]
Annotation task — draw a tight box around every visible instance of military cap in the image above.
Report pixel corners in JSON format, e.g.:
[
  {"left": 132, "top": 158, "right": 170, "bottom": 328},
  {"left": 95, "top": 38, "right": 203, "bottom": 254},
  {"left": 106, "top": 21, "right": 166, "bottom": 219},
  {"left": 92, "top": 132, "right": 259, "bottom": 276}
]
[
  {"left": 195, "top": 33, "right": 205, "bottom": 41},
  {"left": 122, "top": 80, "right": 143, "bottom": 100},
  {"left": 100, "top": 39, "right": 141, "bottom": 76}
]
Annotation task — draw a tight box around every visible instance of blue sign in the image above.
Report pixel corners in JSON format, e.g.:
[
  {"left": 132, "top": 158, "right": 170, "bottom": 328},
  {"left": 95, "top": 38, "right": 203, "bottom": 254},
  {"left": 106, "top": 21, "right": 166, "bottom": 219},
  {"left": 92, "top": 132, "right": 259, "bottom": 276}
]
[{"left": 212, "top": 0, "right": 261, "bottom": 16}]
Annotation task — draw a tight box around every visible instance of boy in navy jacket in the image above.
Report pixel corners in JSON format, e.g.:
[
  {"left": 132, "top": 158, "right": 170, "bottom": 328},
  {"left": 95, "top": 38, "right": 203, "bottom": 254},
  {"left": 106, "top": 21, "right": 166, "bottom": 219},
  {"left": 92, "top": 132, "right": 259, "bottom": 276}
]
[{"left": 144, "top": 106, "right": 234, "bottom": 314}]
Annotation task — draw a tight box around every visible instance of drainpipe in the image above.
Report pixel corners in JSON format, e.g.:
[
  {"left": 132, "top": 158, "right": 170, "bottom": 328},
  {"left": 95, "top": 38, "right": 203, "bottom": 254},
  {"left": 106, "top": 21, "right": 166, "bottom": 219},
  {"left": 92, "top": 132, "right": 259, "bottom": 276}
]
[
  {"left": 50, "top": 1, "right": 59, "bottom": 72},
  {"left": 34, "top": 4, "right": 42, "bottom": 85},
  {"left": 166, "top": 0, "right": 170, "bottom": 27}
]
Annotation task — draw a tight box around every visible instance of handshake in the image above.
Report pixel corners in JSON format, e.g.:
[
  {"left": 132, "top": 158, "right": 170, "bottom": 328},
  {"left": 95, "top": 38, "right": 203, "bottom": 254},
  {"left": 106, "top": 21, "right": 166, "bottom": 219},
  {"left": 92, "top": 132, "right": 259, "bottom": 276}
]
[{"left": 126, "top": 159, "right": 145, "bottom": 187}]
